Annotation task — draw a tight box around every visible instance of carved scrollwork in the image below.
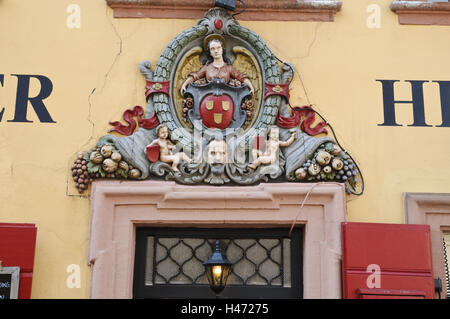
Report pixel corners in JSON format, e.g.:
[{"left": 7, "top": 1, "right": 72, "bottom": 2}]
[{"left": 70, "top": 7, "right": 363, "bottom": 195}]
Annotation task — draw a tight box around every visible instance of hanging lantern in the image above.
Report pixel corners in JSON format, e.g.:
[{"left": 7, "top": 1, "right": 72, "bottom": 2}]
[
  {"left": 203, "top": 240, "right": 232, "bottom": 295},
  {"left": 214, "top": 0, "right": 236, "bottom": 11}
]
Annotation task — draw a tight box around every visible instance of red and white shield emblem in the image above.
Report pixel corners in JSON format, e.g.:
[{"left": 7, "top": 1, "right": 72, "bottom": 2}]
[{"left": 200, "top": 94, "right": 234, "bottom": 129}]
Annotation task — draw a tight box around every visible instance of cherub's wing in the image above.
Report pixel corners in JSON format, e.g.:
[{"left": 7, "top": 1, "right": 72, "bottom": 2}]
[
  {"left": 172, "top": 46, "right": 203, "bottom": 130},
  {"left": 232, "top": 46, "right": 263, "bottom": 129}
]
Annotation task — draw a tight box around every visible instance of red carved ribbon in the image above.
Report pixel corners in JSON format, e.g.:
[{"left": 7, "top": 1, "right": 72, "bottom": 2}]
[
  {"left": 109, "top": 105, "right": 160, "bottom": 136},
  {"left": 145, "top": 81, "right": 170, "bottom": 100},
  {"left": 276, "top": 106, "right": 328, "bottom": 136},
  {"left": 265, "top": 83, "right": 290, "bottom": 100}
]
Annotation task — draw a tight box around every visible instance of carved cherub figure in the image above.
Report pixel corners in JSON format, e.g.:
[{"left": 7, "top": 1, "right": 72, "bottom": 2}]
[
  {"left": 146, "top": 124, "right": 191, "bottom": 172},
  {"left": 249, "top": 126, "right": 296, "bottom": 170}
]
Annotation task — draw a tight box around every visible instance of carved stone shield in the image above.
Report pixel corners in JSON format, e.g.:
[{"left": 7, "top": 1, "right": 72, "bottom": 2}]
[
  {"left": 200, "top": 94, "right": 234, "bottom": 129},
  {"left": 146, "top": 144, "right": 160, "bottom": 163},
  {"left": 185, "top": 79, "right": 250, "bottom": 133}
]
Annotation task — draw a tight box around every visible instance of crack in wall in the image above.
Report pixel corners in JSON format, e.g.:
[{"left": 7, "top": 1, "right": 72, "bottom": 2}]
[
  {"left": 66, "top": 5, "right": 124, "bottom": 198},
  {"left": 100, "top": 5, "right": 124, "bottom": 93},
  {"left": 259, "top": 25, "right": 320, "bottom": 107},
  {"left": 300, "top": 22, "right": 320, "bottom": 60},
  {"left": 295, "top": 22, "right": 321, "bottom": 106},
  {"left": 85, "top": 87, "right": 97, "bottom": 147},
  {"left": 85, "top": 5, "right": 123, "bottom": 149}
]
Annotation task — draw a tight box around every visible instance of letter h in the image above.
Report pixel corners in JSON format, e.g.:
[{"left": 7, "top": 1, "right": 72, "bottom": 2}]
[{"left": 377, "top": 80, "right": 431, "bottom": 127}]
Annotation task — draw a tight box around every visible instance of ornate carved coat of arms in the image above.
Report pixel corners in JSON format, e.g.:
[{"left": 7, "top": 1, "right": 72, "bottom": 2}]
[{"left": 71, "top": 8, "right": 363, "bottom": 196}]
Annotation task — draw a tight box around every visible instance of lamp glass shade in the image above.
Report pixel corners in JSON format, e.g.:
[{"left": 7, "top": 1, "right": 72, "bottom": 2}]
[{"left": 203, "top": 241, "right": 232, "bottom": 294}]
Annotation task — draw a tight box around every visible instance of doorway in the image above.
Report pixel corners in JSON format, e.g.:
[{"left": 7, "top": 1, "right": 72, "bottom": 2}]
[{"left": 133, "top": 227, "right": 303, "bottom": 299}]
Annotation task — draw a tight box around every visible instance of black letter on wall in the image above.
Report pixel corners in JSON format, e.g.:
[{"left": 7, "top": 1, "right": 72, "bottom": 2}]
[
  {"left": 8, "top": 74, "right": 55, "bottom": 123},
  {"left": 377, "top": 80, "right": 431, "bottom": 127},
  {"left": 0, "top": 74, "right": 4, "bottom": 122},
  {"left": 433, "top": 81, "right": 450, "bottom": 127}
]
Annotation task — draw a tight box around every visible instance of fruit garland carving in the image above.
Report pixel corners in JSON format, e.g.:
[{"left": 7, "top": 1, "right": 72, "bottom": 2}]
[
  {"left": 71, "top": 144, "right": 142, "bottom": 194},
  {"left": 294, "top": 142, "right": 360, "bottom": 188}
]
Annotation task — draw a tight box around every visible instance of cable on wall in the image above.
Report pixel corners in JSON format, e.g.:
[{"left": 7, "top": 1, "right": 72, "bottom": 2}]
[
  {"left": 272, "top": 54, "right": 365, "bottom": 196},
  {"left": 232, "top": 0, "right": 247, "bottom": 18}
]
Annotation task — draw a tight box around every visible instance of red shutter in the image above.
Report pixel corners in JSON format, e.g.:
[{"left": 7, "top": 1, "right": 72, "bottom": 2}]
[
  {"left": 0, "top": 223, "right": 37, "bottom": 299},
  {"left": 341, "top": 222, "right": 435, "bottom": 299}
]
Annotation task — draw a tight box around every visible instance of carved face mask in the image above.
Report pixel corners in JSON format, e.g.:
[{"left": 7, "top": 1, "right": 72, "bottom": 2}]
[{"left": 207, "top": 140, "right": 227, "bottom": 164}]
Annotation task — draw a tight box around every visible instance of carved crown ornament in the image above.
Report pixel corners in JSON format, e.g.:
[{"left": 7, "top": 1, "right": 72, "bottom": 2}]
[{"left": 70, "top": 7, "right": 363, "bottom": 196}]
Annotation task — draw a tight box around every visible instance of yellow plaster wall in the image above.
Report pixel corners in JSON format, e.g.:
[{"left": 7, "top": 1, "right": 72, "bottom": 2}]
[{"left": 0, "top": 0, "right": 449, "bottom": 298}]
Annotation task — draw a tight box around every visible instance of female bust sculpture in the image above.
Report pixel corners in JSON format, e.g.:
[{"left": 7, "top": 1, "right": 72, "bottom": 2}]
[{"left": 180, "top": 35, "right": 255, "bottom": 96}]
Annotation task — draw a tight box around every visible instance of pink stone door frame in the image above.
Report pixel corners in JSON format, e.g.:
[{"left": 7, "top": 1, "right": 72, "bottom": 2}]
[
  {"left": 88, "top": 181, "right": 347, "bottom": 299},
  {"left": 404, "top": 192, "right": 450, "bottom": 299}
]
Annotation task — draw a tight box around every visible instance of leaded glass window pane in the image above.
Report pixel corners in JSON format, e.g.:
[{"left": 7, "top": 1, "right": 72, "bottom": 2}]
[
  {"left": 145, "top": 237, "right": 292, "bottom": 287},
  {"left": 133, "top": 228, "right": 302, "bottom": 299}
]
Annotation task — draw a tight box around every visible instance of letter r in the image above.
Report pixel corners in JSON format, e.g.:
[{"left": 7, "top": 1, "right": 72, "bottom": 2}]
[{"left": 8, "top": 74, "right": 56, "bottom": 123}]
